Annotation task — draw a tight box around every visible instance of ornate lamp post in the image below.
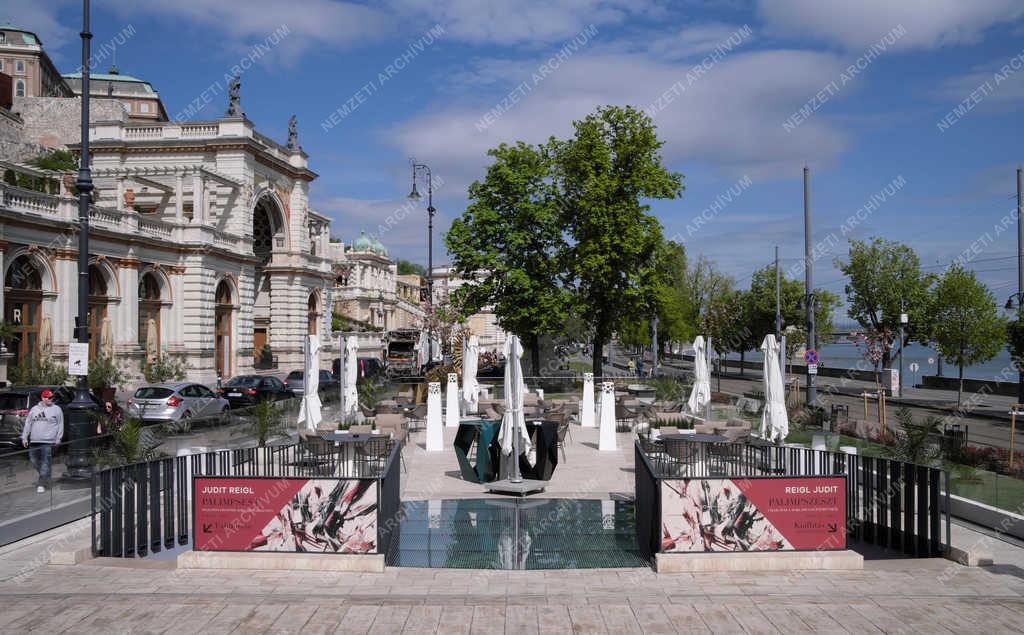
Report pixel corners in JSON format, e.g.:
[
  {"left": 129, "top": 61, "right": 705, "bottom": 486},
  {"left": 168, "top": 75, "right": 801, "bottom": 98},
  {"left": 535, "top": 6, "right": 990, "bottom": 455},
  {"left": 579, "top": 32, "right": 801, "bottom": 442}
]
[
  {"left": 64, "top": 0, "right": 100, "bottom": 481},
  {"left": 408, "top": 163, "right": 435, "bottom": 363}
]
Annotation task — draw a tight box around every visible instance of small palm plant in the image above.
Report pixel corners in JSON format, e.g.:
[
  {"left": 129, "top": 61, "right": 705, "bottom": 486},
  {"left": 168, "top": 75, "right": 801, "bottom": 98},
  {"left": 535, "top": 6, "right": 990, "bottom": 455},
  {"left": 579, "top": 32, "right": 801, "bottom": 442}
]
[{"left": 247, "top": 398, "right": 287, "bottom": 447}]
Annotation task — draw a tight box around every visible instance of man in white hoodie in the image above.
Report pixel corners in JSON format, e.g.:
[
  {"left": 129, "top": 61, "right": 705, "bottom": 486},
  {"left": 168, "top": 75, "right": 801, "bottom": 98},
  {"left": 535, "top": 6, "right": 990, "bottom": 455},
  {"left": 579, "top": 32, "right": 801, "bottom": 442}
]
[{"left": 21, "top": 389, "right": 64, "bottom": 493}]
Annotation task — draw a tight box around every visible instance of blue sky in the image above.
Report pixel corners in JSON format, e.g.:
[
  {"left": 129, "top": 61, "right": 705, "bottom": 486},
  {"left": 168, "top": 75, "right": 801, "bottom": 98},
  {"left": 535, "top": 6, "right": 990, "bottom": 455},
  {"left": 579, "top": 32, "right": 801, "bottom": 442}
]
[{"left": 12, "top": 0, "right": 1024, "bottom": 305}]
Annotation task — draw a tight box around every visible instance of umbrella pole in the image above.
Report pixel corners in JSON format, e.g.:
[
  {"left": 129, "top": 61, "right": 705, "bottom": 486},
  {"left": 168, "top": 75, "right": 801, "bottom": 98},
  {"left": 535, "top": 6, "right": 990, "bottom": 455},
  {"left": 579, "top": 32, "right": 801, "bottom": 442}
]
[{"left": 511, "top": 408, "right": 522, "bottom": 483}]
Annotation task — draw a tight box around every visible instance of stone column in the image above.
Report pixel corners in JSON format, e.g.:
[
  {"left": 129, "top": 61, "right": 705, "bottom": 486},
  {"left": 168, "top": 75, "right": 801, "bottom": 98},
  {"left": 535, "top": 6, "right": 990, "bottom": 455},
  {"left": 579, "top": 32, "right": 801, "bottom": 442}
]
[
  {"left": 426, "top": 382, "right": 443, "bottom": 451},
  {"left": 446, "top": 372, "right": 460, "bottom": 427},
  {"left": 174, "top": 174, "right": 184, "bottom": 221},
  {"left": 117, "top": 257, "right": 140, "bottom": 355},
  {"left": 599, "top": 381, "right": 616, "bottom": 451},
  {"left": 191, "top": 174, "right": 205, "bottom": 224},
  {"left": 581, "top": 372, "right": 595, "bottom": 427}
]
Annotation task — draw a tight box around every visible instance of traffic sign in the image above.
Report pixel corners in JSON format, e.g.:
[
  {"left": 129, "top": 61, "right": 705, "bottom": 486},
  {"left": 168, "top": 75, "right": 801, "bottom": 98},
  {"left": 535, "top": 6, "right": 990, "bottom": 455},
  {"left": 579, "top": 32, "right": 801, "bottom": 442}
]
[
  {"left": 808, "top": 363, "right": 818, "bottom": 375},
  {"left": 910, "top": 362, "right": 920, "bottom": 372},
  {"left": 803, "top": 349, "right": 819, "bottom": 365},
  {"left": 927, "top": 357, "right": 935, "bottom": 365},
  {"left": 68, "top": 343, "right": 89, "bottom": 376}
]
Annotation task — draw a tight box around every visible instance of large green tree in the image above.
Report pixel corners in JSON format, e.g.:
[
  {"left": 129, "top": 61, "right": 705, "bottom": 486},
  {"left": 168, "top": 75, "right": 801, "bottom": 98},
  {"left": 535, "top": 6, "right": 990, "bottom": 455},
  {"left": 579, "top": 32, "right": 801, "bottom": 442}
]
[
  {"left": 445, "top": 142, "right": 568, "bottom": 375},
  {"left": 552, "top": 106, "right": 684, "bottom": 376},
  {"left": 615, "top": 239, "right": 696, "bottom": 357},
  {"left": 930, "top": 265, "right": 1005, "bottom": 408},
  {"left": 835, "top": 238, "right": 934, "bottom": 368}
]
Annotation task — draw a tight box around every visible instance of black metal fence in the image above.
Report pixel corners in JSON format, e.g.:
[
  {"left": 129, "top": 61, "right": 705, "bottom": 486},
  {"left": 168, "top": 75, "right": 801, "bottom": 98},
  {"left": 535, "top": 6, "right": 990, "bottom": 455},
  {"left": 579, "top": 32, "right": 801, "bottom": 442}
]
[
  {"left": 91, "top": 439, "right": 401, "bottom": 558},
  {"left": 635, "top": 438, "right": 949, "bottom": 558}
]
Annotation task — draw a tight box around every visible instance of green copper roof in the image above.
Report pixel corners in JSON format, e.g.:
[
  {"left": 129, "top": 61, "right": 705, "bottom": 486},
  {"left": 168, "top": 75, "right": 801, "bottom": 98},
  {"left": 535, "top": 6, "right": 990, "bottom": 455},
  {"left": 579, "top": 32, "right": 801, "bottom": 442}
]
[
  {"left": 352, "top": 231, "right": 372, "bottom": 251},
  {"left": 1, "top": 24, "right": 40, "bottom": 45},
  {"left": 62, "top": 72, "right": 150, "bottom": 84}
]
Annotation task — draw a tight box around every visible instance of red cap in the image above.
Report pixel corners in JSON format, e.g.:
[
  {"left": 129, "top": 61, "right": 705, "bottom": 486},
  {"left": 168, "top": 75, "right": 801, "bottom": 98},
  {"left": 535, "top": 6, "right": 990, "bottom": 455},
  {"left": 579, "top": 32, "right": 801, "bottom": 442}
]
[{"left": 40, "top": 389, "right": 54, "bottom": 398}]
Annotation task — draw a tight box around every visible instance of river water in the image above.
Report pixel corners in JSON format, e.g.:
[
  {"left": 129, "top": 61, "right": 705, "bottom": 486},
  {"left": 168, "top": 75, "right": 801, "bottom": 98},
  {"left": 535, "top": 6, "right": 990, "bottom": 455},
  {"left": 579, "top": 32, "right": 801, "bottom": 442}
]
[{"left": 722, "top": 342, "right": 1019, "bottom": 382}]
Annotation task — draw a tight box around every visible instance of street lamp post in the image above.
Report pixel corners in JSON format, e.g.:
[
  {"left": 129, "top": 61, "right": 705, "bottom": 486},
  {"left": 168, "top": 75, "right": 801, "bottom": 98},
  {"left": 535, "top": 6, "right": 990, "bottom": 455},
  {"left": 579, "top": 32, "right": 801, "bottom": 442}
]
[
  {"left": 64, "top": 0, "right": 99, "bottom": 481},
  {"left": 408, "top": 163, "right": 435, "bottom": 364},
  {"left": 898, "top": 300, "right": 907, "bottom": 398}
]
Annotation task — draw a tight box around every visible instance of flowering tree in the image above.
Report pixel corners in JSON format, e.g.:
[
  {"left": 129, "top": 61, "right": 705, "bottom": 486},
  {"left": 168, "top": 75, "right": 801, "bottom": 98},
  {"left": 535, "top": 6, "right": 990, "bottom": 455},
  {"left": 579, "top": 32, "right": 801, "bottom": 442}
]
[{"left": 850, "top": 328, "right": 893, "bottom": 390}]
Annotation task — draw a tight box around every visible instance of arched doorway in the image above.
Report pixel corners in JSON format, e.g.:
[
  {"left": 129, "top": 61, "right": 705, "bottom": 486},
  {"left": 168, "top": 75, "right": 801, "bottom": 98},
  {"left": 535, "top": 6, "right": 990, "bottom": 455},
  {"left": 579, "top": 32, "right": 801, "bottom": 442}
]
[
  {"left": 87, "top": 264, "right": 110, "bottom": 360},
  {"left": 139, "top": 272, "right": 162, "bottom": 362},
  {"left": 4, "top": 254, "right": 43, "bottom": 369},
  {"left": 307, "top": 292, "right": 320, "bottom": 335},
  {"left": 252, "top": 194, "right": 284, "bottom": 363},
  {"left": 215, "top": 280, "right": 233, "bottom": 380}
]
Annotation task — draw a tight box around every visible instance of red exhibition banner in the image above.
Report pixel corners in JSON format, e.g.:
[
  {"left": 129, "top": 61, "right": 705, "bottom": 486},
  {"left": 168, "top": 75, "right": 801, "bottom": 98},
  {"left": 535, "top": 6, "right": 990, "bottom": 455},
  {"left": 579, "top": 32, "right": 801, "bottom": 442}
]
[
  {"left": 193, "top": 477, "right": 378, "bottom": 553},
  {"left": 660, "top": 476, "right": 846, "bottom": 552}
]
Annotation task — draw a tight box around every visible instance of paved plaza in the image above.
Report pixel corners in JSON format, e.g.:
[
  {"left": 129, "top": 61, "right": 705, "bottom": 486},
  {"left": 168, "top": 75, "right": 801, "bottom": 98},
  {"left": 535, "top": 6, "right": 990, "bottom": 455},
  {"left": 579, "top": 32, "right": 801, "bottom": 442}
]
[{"left": 1, "top": 426, "right": 1023, "bottom": 632}]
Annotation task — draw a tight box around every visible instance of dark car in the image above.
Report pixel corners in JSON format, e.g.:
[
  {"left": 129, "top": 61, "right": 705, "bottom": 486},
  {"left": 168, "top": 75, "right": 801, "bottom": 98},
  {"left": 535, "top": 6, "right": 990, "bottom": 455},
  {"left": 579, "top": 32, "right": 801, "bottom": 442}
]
[
  {"left": 217, "top": 375, "right": 294, "bottom": 409},
  {"left": 0, "top": 386, "right": 100, "bottom": 451},
  {"left": 284, "top": 369, "right": 340, "bottom": 396},
  {"left": 331, "top": 357, "right": 385, "bottom": 380}
]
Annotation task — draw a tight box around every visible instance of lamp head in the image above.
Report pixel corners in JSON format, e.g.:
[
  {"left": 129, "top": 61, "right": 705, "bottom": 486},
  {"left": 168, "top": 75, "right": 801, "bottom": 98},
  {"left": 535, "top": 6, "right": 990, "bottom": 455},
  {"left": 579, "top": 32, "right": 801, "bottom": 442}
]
[
  {"left": 408, "top": 181, "right": 421, "bottom": 200},
  {"left": 1007, "top": 297, "right": 1016, "bottom": 310}
]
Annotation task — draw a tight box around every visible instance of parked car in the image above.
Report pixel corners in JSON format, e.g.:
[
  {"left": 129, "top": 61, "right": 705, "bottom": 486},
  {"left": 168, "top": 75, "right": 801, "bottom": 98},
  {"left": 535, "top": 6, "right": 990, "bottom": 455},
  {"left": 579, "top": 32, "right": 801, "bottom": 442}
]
[
  {"left": 331, "top": 357, "right": 385, "bottom": 380},
  {"left": 218, "top": 375, "right": 294, "bottom": 409},
  {"left": 283, "top": 369, "right": 340, "bottom": 396},
  {"left": 126, "top": 383, "right": 229, "bottom": 432},
  {"left": 0, "top": 386, "right": 98, "bottom": 451}
]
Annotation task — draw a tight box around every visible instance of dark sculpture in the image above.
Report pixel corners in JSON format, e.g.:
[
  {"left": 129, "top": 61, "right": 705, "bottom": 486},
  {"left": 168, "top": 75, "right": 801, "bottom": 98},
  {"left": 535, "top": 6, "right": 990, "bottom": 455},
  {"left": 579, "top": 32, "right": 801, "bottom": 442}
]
[
  {"left": 286, "top": 115, "right": 300, "bottom": 151},
  {"left": 225, "top": 75, "right": 244, "bottom": 118}
]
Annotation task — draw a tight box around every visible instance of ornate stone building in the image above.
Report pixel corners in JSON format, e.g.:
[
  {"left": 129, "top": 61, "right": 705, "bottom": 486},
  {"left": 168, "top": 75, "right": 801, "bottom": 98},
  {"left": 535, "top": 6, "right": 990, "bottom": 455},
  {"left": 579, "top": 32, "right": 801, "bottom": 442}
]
[
  {"left": 330, "top": 231, "right": 424, "bottom": 333},
  {"left": 0, "top": 109, "right": 336, "bottom": 384}
]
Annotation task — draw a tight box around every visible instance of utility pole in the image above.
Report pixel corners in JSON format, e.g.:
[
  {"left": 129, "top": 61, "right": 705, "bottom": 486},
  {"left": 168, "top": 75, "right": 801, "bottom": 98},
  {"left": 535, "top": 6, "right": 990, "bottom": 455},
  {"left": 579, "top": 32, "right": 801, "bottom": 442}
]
[
  {"left": 803, "top": 166, "right": 817, "bottom": 406},
  {"left": 775, "top": 245, "right": 781, "bottom": 341},
  {"left": 898, "top": 297, "right": 906, "bottom": 398},
  {"left": 1018, "top": 166, "right": 1024, "bottom": 403}
]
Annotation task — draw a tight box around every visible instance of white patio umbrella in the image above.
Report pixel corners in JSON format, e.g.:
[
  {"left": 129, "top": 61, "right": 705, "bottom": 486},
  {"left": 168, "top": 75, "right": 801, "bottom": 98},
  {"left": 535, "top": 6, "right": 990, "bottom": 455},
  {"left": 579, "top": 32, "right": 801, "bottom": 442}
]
[
  {"left": 417, "top": 330, "right": 428, "bottom": 371},
  {"left": 760, "top": 334, "right": 789, "bottom": 443},
  {"left": 686, "top": 335, "right": 711, "bottom": 417},
  {"left": 462, "top": 335, "right": 480, "bottom": 414},
  {"left": 498, "top": 335, "right": 531, "bottom": 481},
  {"left": 100, "top": 318, "right": 114, "bottom": 358},
  {"left": 340, "top": 335, "right": 359, "bottom": 418},
  {"left": 297, "top": 335, "right": 322, "bottom": 432},
  {"left": 38, "top": 316, "right": 52, "bottom": 357}
]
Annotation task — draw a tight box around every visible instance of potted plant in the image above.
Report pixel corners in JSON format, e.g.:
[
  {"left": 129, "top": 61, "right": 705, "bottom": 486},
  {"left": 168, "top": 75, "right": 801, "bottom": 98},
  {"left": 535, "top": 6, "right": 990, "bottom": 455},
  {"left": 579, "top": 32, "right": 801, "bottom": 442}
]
[
  {"left": 87, "top": 354, "right": 126, "bottom": 402},
  {"left": 245, "top": 398, "right": 286, "bottom": 447}
]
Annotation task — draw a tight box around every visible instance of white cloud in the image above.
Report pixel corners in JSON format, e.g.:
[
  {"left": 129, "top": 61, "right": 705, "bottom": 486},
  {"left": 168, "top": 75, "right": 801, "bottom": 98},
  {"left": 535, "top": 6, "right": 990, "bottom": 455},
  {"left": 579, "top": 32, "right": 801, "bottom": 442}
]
[
  {"left": 388, "top": 0, "right": 656, "bottom": 46},
  {"left": 100, "top": 0, "right": 391, "bottom": 54},
  {"left": 936, "top": 54, "right": 1024, "bottom": 111},
  {"left": 389, "top": 49, "right": 849, "bottom": 193},
  {"left": 3, "top": 0, "right": 77, "bottom": 52},
  {"left": 315, "top": 196, "right": 446, "bottom": 263},
  {"left": 646, "top": 23, "right": 754, "bottom": 61},
  {"left": 757, "top": 0, "right": 1024, "bottom": 50}
]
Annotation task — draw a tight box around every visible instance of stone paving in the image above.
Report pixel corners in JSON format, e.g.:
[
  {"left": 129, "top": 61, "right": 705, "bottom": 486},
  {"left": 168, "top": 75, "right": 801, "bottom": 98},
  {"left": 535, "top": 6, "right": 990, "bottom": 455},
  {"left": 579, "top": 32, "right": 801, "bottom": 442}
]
[{"left": 1, "top": 425, "right": 1024, "bottom": 632}]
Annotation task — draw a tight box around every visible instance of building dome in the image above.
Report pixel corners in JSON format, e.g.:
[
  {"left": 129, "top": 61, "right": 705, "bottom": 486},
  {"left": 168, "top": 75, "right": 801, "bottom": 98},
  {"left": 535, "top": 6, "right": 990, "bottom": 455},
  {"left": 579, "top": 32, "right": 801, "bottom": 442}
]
[
  {"left": 351, "top": 231, "right": 372, "bottom": 252},
  {"left": 370, "top": 237, "right": 387, "bottom": 255}
]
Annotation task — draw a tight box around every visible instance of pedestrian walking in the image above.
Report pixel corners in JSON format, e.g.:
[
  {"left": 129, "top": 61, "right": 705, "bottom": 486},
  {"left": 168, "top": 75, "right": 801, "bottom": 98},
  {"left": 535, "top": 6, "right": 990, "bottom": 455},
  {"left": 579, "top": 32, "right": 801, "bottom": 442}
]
[
  {"left": 627, "top": 358, "right": 636, "bottom": 376},
  {"left": 97, "top": 400, "right": 124, "bottom": 435},
  {"left": 21, "top": 389, "right": 64, "bottom": 493}
]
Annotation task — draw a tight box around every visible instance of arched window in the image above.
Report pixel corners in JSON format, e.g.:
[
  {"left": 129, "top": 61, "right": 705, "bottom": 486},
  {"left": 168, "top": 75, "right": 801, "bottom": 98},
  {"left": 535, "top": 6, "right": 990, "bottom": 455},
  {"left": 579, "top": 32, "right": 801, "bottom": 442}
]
[
  {"left": 307, "top": 292, "right": 319, "bottom": 335},
  {"left": 15, "top": 80, "right": 25, "bottom": 97},
  {"left": 139, "top": 273, "right": 162, "bottom": 362},
  {"left": 4, "top": 254, "right": 43, "bottom": 368},
  {"left": 87, "top": 264, "right": 110, "bottom": 359},
  {"left": 215, "top": 280, "right": 233, "bottom": 379}
]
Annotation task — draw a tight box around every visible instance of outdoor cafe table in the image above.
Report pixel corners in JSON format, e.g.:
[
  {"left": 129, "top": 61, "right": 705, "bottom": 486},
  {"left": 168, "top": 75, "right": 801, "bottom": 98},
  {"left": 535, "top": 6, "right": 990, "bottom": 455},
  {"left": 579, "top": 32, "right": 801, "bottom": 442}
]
[
  {"left": 317, "top": 431, "right": 389, "bottom": 473},
  {"left": 658, "top": 433, "right": 728, "bottom": 443}
]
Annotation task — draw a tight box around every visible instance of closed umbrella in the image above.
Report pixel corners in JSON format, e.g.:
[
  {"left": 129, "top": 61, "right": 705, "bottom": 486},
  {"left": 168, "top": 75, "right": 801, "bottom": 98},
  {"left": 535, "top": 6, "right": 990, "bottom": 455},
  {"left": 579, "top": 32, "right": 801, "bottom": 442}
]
[
  {"left": 686, "top": 336, "right": 711, "bottom": 417},
  {"left": 100, "top": 318, "right": 114, "bottom": 358},
  {"left": 145, "top": 318, "right": 158, "bottom": 362},
  {"left": 341, "top": 335, "right": 359, "bottom": 418},
  {"left": 462, "top": 335, "right": 480, "bottom": 414},
  {"left": 760, "top": 334, "right": 789, "bottom": 443},
  {"left": 417, "top": 330, "right": 428, "bottom": 371},
  {"left": 297, "top": 335, "right": 322, "bottom": 432},
  {"left": 498, "top": 335, "right": 531, "bottom": 481},
  {"left": 38, "top": 316, "right": 52, "bottom": 357}
]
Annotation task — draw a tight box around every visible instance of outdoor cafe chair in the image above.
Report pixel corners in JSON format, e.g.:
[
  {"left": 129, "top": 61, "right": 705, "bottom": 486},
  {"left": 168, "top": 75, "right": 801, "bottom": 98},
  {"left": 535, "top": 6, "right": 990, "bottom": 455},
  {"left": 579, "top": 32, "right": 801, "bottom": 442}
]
[
  {"left": 404, "top": 404, "right": 427, "bottom": 433},
  {"left": 555, "top": 420, "right": 570, "bottom": 462},
  {"left": 375, "top": 413, "right": 408, "bottom": 472},
  {"left": 615, "top": 403, "right": 639, "bottom": 432},
  {"left": 355, "top": 436, "right": 394, "bottom": 477},
  {"left": 297, "top": 433, "right": 338, "bottom": 476}
]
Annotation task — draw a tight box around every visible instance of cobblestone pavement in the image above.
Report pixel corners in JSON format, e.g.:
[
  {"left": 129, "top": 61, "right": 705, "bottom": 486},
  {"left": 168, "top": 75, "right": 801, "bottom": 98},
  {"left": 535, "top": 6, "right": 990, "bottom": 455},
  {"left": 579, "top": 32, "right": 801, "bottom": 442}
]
[{"left": 1, "top": 425, "right": 1023, "bottom": 632}]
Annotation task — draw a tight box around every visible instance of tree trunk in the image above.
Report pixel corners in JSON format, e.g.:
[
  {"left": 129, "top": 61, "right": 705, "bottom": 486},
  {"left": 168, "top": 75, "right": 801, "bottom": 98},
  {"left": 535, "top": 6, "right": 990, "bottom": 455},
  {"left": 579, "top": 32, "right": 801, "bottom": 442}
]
[
  {"left": 529, "top": 333, "right": 541, "bottom": 378},
  {"left": 740, "top": 350, "right": 745, "bottom": 377},
  {"left": 957, "top": 362, "right": 964, "bottom": 411},
  {"left": 882, "top": 350, "right": 892, "bottom": 370},
  {"left": 592, "top": 334, "right": 604, "bottom": 378}
]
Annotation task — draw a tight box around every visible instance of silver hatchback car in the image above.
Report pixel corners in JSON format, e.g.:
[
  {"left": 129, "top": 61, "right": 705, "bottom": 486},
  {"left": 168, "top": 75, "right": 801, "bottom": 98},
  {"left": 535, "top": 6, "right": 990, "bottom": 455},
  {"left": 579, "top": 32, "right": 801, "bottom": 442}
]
[{"left": 127, "top": 383, "right": 229, "bottom": 432}]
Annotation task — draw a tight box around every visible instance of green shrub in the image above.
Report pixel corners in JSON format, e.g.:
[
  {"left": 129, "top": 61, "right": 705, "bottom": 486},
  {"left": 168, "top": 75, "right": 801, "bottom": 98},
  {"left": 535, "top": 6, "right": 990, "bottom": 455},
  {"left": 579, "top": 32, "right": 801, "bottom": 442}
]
[
  {"left": 95, "top": 418, "right": 162, "bottom": 467},
  {"left": 87, "top": 354, "right": 127, "bottom": 393},
  {"left": 141, "top": 354, "right": 189, "bottom": 383},
  {"left": 11, "top": 356, "right": 68, "bottom": 386},
  {"left": 246, "top": 399, "right": 286, "bottom": 447}
]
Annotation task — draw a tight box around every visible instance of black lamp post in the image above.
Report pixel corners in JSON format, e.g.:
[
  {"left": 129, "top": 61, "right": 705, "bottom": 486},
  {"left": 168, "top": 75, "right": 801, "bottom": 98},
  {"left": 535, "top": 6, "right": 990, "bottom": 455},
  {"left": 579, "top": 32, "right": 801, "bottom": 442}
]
[
  {"left": 796, "top": 292, "right": 819, "bottom": 407},
  {"left": 64, "top": 0, "right": 99, "bottom": 481},
  {"left": 1006, "top": 292, "right": 1024, "bottom": 404},
  {"left": 408, "top": 163, "right": 435, "bottom": 363}
]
